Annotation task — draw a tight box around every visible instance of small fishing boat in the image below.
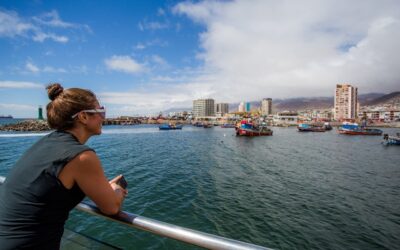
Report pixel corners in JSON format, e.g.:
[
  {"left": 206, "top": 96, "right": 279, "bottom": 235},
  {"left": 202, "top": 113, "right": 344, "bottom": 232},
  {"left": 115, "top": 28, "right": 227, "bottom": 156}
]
[
  {"left": 203, "top": 123, "right": 213, "bottom": 128},
  {"left": 338, "top": 122, "right": 382, "bottom": 135},
  {"left": 236, "top": 120, "right": 273, "bottom": 136},
  {"left": 192, "top": 122, "right": 204, "bottom": 127},
  {"left": 221, "top": 123, "right": 236, "bottom": 128},
  {"left": 324, "top": 122, "right": 333, "bottom": 131},
  {"left": 159, "top": 124, "right": 183, "bottom": 130},
  {"left": 297, "top": 123, "right": 326, "bottom": 132},
  {"left": 382, "top": 133, "right": 400, "bottom": 145}
]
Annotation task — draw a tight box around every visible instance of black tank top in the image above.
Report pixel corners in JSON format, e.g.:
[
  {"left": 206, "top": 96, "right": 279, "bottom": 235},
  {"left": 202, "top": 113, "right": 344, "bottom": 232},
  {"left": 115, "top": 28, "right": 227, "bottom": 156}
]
[{"left": 0, "top": 131, "right": 93, "bottom": 249}]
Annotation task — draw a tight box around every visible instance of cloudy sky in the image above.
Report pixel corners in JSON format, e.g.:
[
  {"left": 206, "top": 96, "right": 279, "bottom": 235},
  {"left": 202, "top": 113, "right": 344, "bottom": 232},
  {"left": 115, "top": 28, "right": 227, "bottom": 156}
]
[{"left": 1, "top": 0, "right": 399, "bottom": 117}]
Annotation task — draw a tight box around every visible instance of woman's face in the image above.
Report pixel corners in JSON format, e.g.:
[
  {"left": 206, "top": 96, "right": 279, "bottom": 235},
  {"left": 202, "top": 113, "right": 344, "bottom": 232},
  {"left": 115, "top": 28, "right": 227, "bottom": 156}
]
[{"left": 86, "top": 101, "right": 105, "bottom": 135}]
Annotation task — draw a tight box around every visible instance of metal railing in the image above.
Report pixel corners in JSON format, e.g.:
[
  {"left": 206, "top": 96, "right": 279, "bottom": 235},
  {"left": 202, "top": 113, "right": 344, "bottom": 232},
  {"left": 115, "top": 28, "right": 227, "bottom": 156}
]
[{"left": 0, "top": 176, "right": 272, "bottom": 250}]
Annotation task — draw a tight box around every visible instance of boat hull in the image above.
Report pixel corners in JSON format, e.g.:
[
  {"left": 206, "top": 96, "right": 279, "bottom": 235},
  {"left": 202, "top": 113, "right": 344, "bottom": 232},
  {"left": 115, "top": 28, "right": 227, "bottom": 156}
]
[
  {"left": 298, "top": 127, "right": 326, "bottom": 132},
  {"left": 338, "top": 129, "right": 382, "bottom": 135},
  {"left": 383, "top": 136, "right": 400, "bottom": 145},
  {"left": 159, "top": 125, "right": 183, "bottom": 130},
  {"left": 236, "top": 128, "right": 273, "bottom": 136}
]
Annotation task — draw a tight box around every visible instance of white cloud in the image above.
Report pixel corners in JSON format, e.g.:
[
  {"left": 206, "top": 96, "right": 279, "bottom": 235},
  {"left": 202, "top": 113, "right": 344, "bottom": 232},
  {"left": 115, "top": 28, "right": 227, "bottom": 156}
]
[
  {"left": 32, "top": 10, "right": 75, "bottom": 28},
  {"left": 138, "top": 20, "right": 169, "bottom": 31},
  {"left": 32, "top": 32, "right": 68, "bottom": 43},
  {"left": 104, "top": 55, "right": 146, "bottom": 74},
  {"left": 0, "top": 81, "right": 43, "bottom": 89},
  {"left": 26, "top": 62, "right": 40, "bottom": 73},
  {"left": 42, "top": 66, "right": 67, "bottom": 73},
  {"left": 169, "top": 0, "right": 400, "bottom": 101},
  {"left": 0, "top": 9, "right": 89, "bottom": 43},
  {"left": 0, "top": 10, "right": 34, "bottom": 37}
]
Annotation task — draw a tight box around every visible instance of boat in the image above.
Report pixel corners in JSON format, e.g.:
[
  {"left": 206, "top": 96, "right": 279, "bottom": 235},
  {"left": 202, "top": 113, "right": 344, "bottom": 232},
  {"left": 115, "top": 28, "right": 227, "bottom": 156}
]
[
  {"left": 203, "top": 123, "right": 213, "bottom": 128},
  {"left": 297, "top": 123, "right": 326, "bottom": 132},
  {"left": 0, "top": 115, "right": 13, "bottom": 119},
  {"left": 221, "top": 123, "right": 236, "bottom": 128},
  {"left": 236, "top": 120, "right": 273, "bottom": 136},
  {"left": 324, "top": 122, "right": 333, "bottom": 131},
  {"left": 192, "top": 122, "right": 204, "bottom": 127},
  {"left": 159, "top": 124, "right": 183, "bottom": 130},
  {"left": 382, "top": 133, "right": 400, "bottom": 145},
  {"left": 338, "top": 122, "right": 382, "bottom": 135}
]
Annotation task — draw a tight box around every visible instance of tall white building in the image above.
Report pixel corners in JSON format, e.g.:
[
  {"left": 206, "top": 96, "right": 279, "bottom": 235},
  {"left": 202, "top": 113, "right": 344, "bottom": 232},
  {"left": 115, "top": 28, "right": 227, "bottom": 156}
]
[
  {"left": 193, "top": 99, "right": 215, "bottom": 117},
  {"left": 334, "top": 84, "right": 358, "bottom": 120},
  {"left": 215, "top": 103, "right": 229, "bottom": 116},
  {"left": 261, "top": 98, "right": 272, "bottom": 116},
  {"left": 238, "top": 102, "right": 245, "bottom": 112}
]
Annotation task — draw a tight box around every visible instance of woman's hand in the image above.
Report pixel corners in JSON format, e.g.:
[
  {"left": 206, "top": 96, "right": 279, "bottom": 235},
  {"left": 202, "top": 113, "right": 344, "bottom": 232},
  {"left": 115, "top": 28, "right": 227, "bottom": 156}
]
[{"left": 109, "top": 175, "right": 128, "bottom": 197}]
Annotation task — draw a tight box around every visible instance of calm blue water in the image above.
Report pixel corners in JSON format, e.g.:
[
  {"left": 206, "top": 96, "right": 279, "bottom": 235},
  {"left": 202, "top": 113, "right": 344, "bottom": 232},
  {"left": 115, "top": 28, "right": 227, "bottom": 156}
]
[{"left": 0, "top": 125, "right": 399, "bottom": 250}]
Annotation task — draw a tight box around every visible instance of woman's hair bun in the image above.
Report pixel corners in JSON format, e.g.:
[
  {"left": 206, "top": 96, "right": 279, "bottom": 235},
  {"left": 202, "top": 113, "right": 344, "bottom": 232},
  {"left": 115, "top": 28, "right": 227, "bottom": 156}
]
[{"left": 46, "top": 83, "right": 64, "bottom": 101}]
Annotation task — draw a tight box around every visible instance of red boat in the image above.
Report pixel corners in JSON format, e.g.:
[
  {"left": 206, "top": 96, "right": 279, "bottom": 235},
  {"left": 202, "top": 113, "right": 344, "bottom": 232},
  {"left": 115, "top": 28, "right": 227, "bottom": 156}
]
[
  {"left": 236, "top": 127, "right": 273, "bottom": 136},
  {"left": 236, "top": 120, "right": 273, "bottom": 136}
]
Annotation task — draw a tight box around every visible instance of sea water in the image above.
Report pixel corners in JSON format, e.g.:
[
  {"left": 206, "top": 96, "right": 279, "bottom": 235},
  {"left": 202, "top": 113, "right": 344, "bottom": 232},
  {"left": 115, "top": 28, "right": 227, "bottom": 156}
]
[{"left": 0, "top": 125, "right": 399, "bottom": 249}]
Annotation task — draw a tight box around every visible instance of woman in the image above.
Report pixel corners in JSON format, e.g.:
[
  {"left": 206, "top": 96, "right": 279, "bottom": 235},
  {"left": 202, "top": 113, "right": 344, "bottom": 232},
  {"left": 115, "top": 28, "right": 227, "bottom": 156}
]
[{"left": 0, "top": 83, "right": 127, "bottom": 249}]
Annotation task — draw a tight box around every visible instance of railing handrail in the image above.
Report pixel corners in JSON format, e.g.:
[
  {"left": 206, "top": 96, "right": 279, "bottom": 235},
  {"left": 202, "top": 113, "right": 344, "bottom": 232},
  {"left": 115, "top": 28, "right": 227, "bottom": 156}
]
[{"left": 0, "top": 176, "right": 272, "bottom": 250}]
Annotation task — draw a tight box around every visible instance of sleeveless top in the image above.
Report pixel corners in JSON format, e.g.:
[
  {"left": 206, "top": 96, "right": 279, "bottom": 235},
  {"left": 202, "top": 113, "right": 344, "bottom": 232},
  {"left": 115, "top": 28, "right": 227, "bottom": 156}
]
[{"left": 0, "top": 131, "right": 93, "bottom": 249}]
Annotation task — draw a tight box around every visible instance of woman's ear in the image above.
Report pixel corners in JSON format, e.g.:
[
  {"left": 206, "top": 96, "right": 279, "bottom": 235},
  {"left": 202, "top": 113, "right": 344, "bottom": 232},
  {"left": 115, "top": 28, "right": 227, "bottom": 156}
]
[{"left": 77, "top": 112, "right": 89, "bottom": 125}]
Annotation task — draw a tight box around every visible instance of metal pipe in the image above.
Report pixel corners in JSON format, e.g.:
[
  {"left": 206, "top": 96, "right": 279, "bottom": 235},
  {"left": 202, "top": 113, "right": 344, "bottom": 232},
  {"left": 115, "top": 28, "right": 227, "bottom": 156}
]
[{"left": 0, "top": 176, "right": 272, "bottom": 250}]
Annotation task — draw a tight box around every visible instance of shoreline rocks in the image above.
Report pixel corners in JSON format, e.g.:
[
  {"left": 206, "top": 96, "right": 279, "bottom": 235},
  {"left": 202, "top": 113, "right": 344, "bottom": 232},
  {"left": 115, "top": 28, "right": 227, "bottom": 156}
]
[{"left": 0, "top": 120, "right": 51, "bottom": 132}]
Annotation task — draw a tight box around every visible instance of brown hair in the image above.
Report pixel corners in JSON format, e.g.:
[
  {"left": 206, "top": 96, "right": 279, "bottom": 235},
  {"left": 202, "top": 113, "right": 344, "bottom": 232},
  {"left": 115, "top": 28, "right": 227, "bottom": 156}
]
[{"left": 46, "top": 83, "right": 97, "bottom": 130}]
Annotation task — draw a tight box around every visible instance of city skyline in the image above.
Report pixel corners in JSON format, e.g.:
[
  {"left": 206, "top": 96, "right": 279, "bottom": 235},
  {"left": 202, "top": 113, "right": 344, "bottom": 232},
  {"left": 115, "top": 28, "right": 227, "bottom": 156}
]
[{"left": 1, "top": 1, "right": 400, "bottom": 118}]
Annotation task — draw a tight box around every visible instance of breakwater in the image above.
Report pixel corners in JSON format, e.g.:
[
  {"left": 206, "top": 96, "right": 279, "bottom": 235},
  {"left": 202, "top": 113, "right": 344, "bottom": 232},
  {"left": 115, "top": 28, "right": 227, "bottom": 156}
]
[{"left": 0, "top": 120, "right": 50, "bottom": 131}]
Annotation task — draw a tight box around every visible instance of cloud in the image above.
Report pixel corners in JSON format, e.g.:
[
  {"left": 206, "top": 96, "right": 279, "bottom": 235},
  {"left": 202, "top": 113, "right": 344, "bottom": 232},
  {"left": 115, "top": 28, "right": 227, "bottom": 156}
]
[
  {"left": 0, "top": 81, "right": 43, "bottom": 89},
  {"left": 32, "top": 32, "right": 68, "bottom": 43},
  {"left": 23, "top": 61, "right": 67, "bottom": 74},
  {"left": 138, "top": 20, "right": 169, "bottom": 31},
  {"left": 169, "top": 0, "right": 400, "bottom": 102},
  {"left": 104, "top": 55, "right": 146, "bottom": 74},
  {"left": 32, "top": 10, "right": 75, "bottom": 28},
  {"left": 0, "top": 9, "right": 90, "bottom": 43},
  {"left": 0, "top": 9, "right": 35, "bottom": 38},
  {"left": 26, "top": 62, "right": 40, "bottom": 73}
]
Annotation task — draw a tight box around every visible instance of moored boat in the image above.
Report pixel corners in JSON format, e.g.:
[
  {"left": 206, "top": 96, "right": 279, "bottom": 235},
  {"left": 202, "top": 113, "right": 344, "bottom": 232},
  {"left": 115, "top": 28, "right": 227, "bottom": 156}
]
[
  {"left": 236, "top": 120, "right": 273, "bottom": 136},
  {"left": 297, "top": 123, "right": 326, "bottom": 132},
  {"left": 382, "top": 133, "right": 400, "bottom": 145},
  {"left": 159, "top": 124, "right": 183, "bottom": 130},
  {"left": 221, "top": 123, "right": 236, "bottom": 128},
  {"left": 338, "top": 122, "right": 382, "bottom": 135}
]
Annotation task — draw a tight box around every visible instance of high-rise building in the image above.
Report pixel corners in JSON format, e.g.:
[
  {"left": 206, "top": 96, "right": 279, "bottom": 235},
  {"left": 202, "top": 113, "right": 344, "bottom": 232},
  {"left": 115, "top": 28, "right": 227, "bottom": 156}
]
[
  {"left": 193, "top": 99, "right": 215, "bottom": 117},
  {"left": 261, "top": 98, "right": 272, "bottom": 116},
  {"left": 215, "top": 103, "right": 229, "bottom": 115},
  {"left": 334, "top": 84, "right": 358, "bottom": 120},
  {"left": 245, "top": 102, "right": 251, "bottom": 112},
  {"left": 238, "top": 102, "right": 245, "bottom": 112}
]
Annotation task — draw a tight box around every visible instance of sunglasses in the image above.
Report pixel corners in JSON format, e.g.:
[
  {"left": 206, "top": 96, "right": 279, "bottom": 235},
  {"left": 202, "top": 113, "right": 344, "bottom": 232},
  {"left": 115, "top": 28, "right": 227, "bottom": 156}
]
[{"left": 71, "top": 106, "right": 106, "bottom": 119}]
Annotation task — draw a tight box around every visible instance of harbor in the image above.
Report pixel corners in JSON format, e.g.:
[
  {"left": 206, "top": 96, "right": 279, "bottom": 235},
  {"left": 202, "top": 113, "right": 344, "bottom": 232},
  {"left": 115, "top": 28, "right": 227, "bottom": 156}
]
[{"left": 0, "top": 125, "right": 399, "bottom": 249}]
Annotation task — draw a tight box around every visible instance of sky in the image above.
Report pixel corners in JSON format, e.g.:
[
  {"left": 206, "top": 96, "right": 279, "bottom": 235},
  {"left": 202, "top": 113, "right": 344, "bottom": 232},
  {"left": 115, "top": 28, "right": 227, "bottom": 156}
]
[{"left": 0, "top": 0, "right": 399, "bottom": 118}]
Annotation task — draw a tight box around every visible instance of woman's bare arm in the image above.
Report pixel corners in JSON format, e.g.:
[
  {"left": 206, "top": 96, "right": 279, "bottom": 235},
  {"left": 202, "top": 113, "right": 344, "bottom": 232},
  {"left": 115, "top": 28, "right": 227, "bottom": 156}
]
[{"left": 60, "top": 151, "right": 126, "bottom": 215}]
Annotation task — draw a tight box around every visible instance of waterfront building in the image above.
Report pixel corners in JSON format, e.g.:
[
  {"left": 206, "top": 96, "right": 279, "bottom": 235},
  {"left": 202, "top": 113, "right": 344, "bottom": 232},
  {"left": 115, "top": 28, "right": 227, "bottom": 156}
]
[
  {"left": 273, "top": 111, "right": 298, "bottom": 125},
  {"left": 261, "top": 98, "right": 272, "bottom": 116},
  {"left": 334, "top": 84, "right": 358, "bottom": 120},
  {"left": 193, "top": 99, "right": 215, "bottom": 117},
  {"left": 245, "top": 102, "right": 251, "bottom": 112},
  {"left": 238, "top": 102, "right": 245, "bottom": 112},
  {"left": 359, "top": 109, "right": 400, "bottom": 122},
  {"left": 215, "top": 103, "right": 229, "bottom": 117}
]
